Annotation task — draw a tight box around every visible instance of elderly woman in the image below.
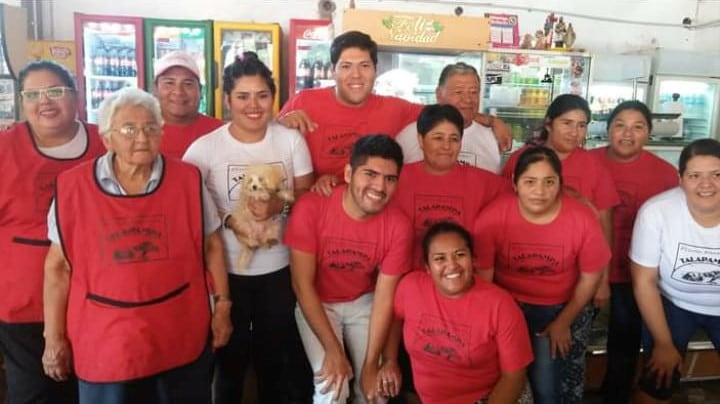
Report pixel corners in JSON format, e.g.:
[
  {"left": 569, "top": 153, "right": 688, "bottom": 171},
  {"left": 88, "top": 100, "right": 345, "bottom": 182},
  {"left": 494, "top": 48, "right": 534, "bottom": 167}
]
[
  {"left": 382, "top": 221, "right": 533, "bottom": 404},
  {"left": 42, "top": 88, "right": 231, "bottom": 404},
  {"left": 631, "top": 139, "right": 720, "bottom": 404},
  {"left": 0, "top": 60, "right": 104, "bottom": 403}
]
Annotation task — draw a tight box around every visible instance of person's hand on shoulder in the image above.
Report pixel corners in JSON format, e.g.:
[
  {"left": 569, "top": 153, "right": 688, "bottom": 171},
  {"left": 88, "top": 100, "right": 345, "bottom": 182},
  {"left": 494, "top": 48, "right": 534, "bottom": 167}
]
[
  {"left": 277, "top": 110, "right": 318, "bottom": 133},
  {"left": 310, "top": 174, "right": 338, "bottom": 197}
]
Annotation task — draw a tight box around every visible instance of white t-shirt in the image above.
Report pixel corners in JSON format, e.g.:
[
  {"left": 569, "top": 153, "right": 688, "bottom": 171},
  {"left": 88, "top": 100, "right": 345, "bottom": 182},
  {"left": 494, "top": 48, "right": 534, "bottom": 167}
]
[
  {"left": 395, "top": 121, "right": 501, "bottom": 174},
  {"left": 630, "top": 187, "right": 720, "bottom": 316},
  {"left": 183, "top": 122, "right": 313, "bottom": 276},
  {"left": 38, "top": 121, "right": 88, "bottom": 159}
]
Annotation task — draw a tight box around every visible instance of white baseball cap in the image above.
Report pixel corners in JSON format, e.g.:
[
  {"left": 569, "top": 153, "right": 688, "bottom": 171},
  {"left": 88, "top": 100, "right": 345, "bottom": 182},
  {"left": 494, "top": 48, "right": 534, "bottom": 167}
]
[{"left": 154, "top": 51, "right": 200, "bottom": 81}]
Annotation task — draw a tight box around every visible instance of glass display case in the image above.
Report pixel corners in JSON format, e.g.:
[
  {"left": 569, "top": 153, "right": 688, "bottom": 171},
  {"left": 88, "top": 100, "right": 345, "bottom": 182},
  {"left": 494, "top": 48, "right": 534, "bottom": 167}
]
[
  {"left": 375, "top": 51, "right": 483, "bottom": 104},
  {"left": 652, "top": 76, "right": 720, "bottom": 141},
  {"left": 586, "top": 81, "right": 647, "bottom": 144},
  {"left": 481, "top": 49, "right": 591, "bottom": 150},
  {"left": 288, "top": 19, "right": 334, "bottom": 95},
  {"left": 0, "top": 4, "right": 27, "bottom": 123}
]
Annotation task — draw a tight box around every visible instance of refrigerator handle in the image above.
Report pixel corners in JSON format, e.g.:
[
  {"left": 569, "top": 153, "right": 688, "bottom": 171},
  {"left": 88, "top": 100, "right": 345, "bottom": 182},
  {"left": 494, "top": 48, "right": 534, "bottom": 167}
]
[
  {"left": 212, "top": 59, "right": 218, "bottom": 95},
  {"left": 648, "top": 74, "right": 654, "bottom": 86}
]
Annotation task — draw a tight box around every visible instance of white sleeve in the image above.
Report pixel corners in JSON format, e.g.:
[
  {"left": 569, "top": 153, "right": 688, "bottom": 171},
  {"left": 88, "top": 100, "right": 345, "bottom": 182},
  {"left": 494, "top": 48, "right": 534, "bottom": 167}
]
[
  {"left": 290, "top": 130, "right": 314, "bottom": 177},
  {"left": 395, "top": 122, "right": 423, "bottom": 165},
  {"left": 629, "top": 200, "right": 663, "bottom": 268},
  {"left": 201, "top": 182, "right": 221, "bottom": 235},
  {"left": 46, "top": 198, "right": 61, "bottom": 245},
  {"left": 181, "top": 137, "right": 210, "bottom": 178}
]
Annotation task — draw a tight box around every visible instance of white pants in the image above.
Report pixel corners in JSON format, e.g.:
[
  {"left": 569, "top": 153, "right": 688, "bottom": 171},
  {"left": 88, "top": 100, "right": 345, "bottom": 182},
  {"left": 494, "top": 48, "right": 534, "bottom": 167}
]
[{"left": 295, "top": 293, "right": 384, "bottom": 404}]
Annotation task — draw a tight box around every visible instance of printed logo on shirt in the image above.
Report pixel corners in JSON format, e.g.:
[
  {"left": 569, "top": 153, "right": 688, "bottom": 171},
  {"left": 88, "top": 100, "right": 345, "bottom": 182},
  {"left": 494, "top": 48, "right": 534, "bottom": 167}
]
[
  {"left": 322, "top": 237, "right": 376, "bottom": 273},
  {"left": 35, "top": 170, "right": 59, "bottom": 214},
  {"left": 322, "top": 130, "right": 359, "bottom": 159},
  {"left": 508, "top": 242, "right": 564, "bottom": 276},
  {"left": 414, "top": 314, "right": 471, "bottom": 366},
  {"left": 101, "top": 215, "right": 168, "bottom": 265},
  {"left": 413, "top": 194, "right": 463, "bottom": 233},
  {"left": 226, "top": 161, "right": 288, "bottom": 201},
  {"left": 672, "top": 243, "right": 720, "bottom": 286}
]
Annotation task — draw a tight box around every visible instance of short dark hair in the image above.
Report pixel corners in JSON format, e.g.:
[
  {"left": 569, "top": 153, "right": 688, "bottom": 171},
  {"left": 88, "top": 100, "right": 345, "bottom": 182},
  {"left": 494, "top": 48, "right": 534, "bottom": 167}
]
[
  {"left": 513, "top": 146, "right": 563, "bottom": 186},
  {"left": 678, "top": 138, "right": 720, "bottom": 176},
  {"left": 607, "top": 100, "right": 653, "bottom": 132},
  {"left": 18, "top": 60, "right": 76, "bottom": 92},
  {"left": 330, "top": 31, "right": 378, "bottom": 67},
  {"left": 539, "top": 94, "right": 590, "bottom": 142},
  {"left": 222, "top": 51, "right": 276, "bottom": 97},
  {"left": 416, "top": 104, "right": 464, "bottom": 138},
  {"left": 421, "top": 221, "right": 474, "bottom": 265},
  {"left": 437, "top": 62, "right": 480, "bottom": 87},
  {"left": 349, "top": 134, "right": 404, "bottom": 174}
]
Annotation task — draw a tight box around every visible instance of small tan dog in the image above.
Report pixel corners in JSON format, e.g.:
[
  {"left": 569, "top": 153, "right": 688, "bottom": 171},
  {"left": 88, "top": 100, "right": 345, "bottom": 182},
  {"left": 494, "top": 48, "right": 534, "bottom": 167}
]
[{"left": 231, "top": 164, "right": 294, "bottom": 270}]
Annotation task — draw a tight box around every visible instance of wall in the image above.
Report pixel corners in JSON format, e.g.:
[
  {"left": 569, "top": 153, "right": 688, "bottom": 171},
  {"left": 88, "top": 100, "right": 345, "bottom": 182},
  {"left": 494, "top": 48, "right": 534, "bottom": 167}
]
[{"left": 47, "top": 0, "right": 719, "bottom": 52}]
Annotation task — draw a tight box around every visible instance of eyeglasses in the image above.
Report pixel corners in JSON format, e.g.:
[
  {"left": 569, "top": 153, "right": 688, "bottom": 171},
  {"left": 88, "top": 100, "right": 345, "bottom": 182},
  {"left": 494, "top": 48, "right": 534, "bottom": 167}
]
[
  {"left": 20, "top": 86, "right": 74, "bottom": 102},
  {"left": 110, "top": 124, "right": 162, "bottom": 139}
]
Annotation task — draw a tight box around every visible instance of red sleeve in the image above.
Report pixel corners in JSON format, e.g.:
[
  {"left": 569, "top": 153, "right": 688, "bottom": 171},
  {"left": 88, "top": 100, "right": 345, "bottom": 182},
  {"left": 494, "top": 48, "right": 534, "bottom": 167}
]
[
  {"left": 379, "top": 210, "right": 413, "bottom": 276},
  {"left": 279, "top": 91, "right": 304, "bottom": 116},
  {"left": 404, "top": 102, "right": 424, "bottom": 127},
  {"left": 473, "top": 205, "right": 499, "bottom": 270},
  {"left": 283, "top": 192, "right": 321, "bottom": 254},
  {"left": 590, "top": 154, "right": 621, "bottom": 210},
  {"left": 574, "top": 201, "right": 612, "bottom": 273},
  {"left": 494, "top": 291, "right": 533, "bottom": 371},
  {"left": 501, "top": 147, "right": 524, "bottom": 180}
]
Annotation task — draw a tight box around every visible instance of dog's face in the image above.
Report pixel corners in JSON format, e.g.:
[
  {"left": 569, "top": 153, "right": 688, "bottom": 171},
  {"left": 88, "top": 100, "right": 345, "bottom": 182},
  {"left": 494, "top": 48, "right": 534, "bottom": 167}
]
[{"left": 242, "top": 164, "right": 285, "bottom": 200}]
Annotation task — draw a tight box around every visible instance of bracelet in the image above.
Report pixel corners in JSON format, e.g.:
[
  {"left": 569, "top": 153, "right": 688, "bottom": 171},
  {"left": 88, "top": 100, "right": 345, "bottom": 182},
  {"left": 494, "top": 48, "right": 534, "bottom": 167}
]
[{"left": 222, "top": 213, "right": 232, "bottom": 229}]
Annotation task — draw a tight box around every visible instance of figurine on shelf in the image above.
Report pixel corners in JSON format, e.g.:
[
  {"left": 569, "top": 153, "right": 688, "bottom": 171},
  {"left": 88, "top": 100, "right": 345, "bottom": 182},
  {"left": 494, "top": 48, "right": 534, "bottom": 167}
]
[
  {"left": 544, "top": 12, "right": 556, "bottom": 47},
  {"left": 520, "top": 33, "right": 533, "bottom": 49},
  {"left": 534, "top": 30, "right": 547, "bottom": 49},
  {"left": 566, "top": 23, "right": 576, "bottom": 49},
  {"left": 554, "top": 17, "right": 567, "bottom": 48}
]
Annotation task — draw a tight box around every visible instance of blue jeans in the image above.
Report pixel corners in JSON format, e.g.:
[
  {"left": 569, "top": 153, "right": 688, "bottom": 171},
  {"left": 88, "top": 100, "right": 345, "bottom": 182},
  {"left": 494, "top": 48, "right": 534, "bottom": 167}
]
[
  {"left": 602, "top": 283, "right": 641, "bottom": 404},
  {"left": 521, "top": 303, "right": 594, "bottom": 404},
  {"left": 77, "top": 346, "right": 213, "bottom": 404},
  {"left": 638, "top": 296, "right": 720, "bottom": 401}
]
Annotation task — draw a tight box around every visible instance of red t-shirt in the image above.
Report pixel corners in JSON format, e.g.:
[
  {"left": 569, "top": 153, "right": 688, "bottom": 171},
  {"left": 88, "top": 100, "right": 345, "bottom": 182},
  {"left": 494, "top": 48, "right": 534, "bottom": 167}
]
[
  {"left": 280, "top": 87, "right": 422, "bottom": 179},
  {"left": 591, "top": 147, "right": 678, "bottom": 283},
  {"left": 394, "top": 271, "right": 533, "bottom": 404},
  {"left": 161, "top": 114, "right": 224, "bottom": 159},
  {"left": 393, "top": 162, "right": 510, "bottom": 269},
  {"left": 474, "top": 193, "right": 611, "bottom": 305},
  {"left": 284, "top": 186, "right": 413, "bottom": 302},
  {"left": 503, "top": 146, "right": 620, "bottom": 211}
]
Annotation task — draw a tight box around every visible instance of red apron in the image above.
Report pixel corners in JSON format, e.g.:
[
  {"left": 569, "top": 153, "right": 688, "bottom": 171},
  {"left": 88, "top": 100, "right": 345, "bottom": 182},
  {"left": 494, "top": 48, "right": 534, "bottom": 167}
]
[
  {"left": 0, "top": 122, "right": 103, "bottom": 322},
  {"left": 56, "top": 157, "right": 210, "bottom": 382}
]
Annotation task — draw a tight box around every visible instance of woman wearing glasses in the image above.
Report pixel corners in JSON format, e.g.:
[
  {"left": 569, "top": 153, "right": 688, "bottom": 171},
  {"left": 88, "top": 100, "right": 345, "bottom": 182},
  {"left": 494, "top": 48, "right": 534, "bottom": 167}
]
[
  {"left": 42, "top": 88, "right": 232, "bottom": 403},
  {"left": 0, "top": 60, "right": 104, "bottom": 403}
]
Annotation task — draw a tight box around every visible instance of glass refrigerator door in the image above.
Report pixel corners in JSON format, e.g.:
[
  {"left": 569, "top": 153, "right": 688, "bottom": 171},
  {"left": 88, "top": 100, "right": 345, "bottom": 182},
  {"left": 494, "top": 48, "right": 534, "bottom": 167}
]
[
  {"left": 375, "top": 51, "right": 483, "bottom": 104},
  {"left": 82, "top": 21, "right": 140, "bottom": 123},
  {"left": 147, "top": 22, "right": 212, "bottom": 115},
  {"left": 289, "top": 19, "right": 333, "bottom": 95},
  {"left": 215, "top": 23, "right": 281, "bottom": 119},
  {"left": 653, "top": 77, "right": 719, "bottom": 141},
  {"left": 586, "top": 81, "right": 647, "bottom": 146},
  {"left": 482, "top": 51, "right": 591, "bottom": 149}
]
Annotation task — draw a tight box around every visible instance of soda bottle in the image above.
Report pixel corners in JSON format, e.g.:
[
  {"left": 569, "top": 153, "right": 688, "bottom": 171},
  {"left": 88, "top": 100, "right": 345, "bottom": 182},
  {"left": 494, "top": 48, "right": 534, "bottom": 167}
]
[
  {"left": 127, "top": 49, "right": 137, "bottom": 77},
  {"left": 296, "top": 59, "right": 310, "bottom": 92},
  {"left": 312, "top": 60, "right": 324, "bottom": 88},
  {"left": 323, "top": 61, "right": 333, "bottom": 80},
  {"left": 93, "top": 48, "right": 105, "bottom": 76}
]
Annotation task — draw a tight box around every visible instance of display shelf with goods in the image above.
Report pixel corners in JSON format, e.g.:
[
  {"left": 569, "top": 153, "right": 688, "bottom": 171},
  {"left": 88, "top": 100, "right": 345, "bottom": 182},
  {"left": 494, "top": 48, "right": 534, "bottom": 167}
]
[
  {"left": 289, "top": 19, "right": 333, "bottom": 95},
  {"left": 482, "top": 49, "right": 591, "bottom": 150},
  {"left": 375, "top": 51, "right": 483, "bottom": 105},
  {"left": 213, "top": 22, "right": 281, "bottom": 119},
  {"left": 75, "top": 14, "right": 144, "bottom": 123},
  {"left": 144, "top": 19, "right": 213, "bottom": 115},
  {"left": 585, "top": 82, "right": 647, "bottom": 148}
]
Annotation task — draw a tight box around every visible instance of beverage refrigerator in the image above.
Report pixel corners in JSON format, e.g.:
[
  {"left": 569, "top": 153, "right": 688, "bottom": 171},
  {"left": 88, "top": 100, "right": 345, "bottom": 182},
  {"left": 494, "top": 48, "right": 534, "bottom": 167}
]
[
  {"left": 480, "top": 49, "right": 592, "bottom": 150},
  {"left": 74, "top": 13, "right": 145, "bottom": 123},
  {"left": 374, "top": 51, "right": 484, "bottom": 105},
  {"left": 0, "top": 4, "right": 27, "bottom": 123},
  {"left": 586, "top": 54, "right": 651, "bottom": 145},
  {"left": 213, "top": 21, "right": 281, "bottom": 119},
  {"left": 288, "top": 19, "right": 334, "bottom": 96},
  {"left": 144, "top": 18, "right": 213, "bottom": 116}
]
